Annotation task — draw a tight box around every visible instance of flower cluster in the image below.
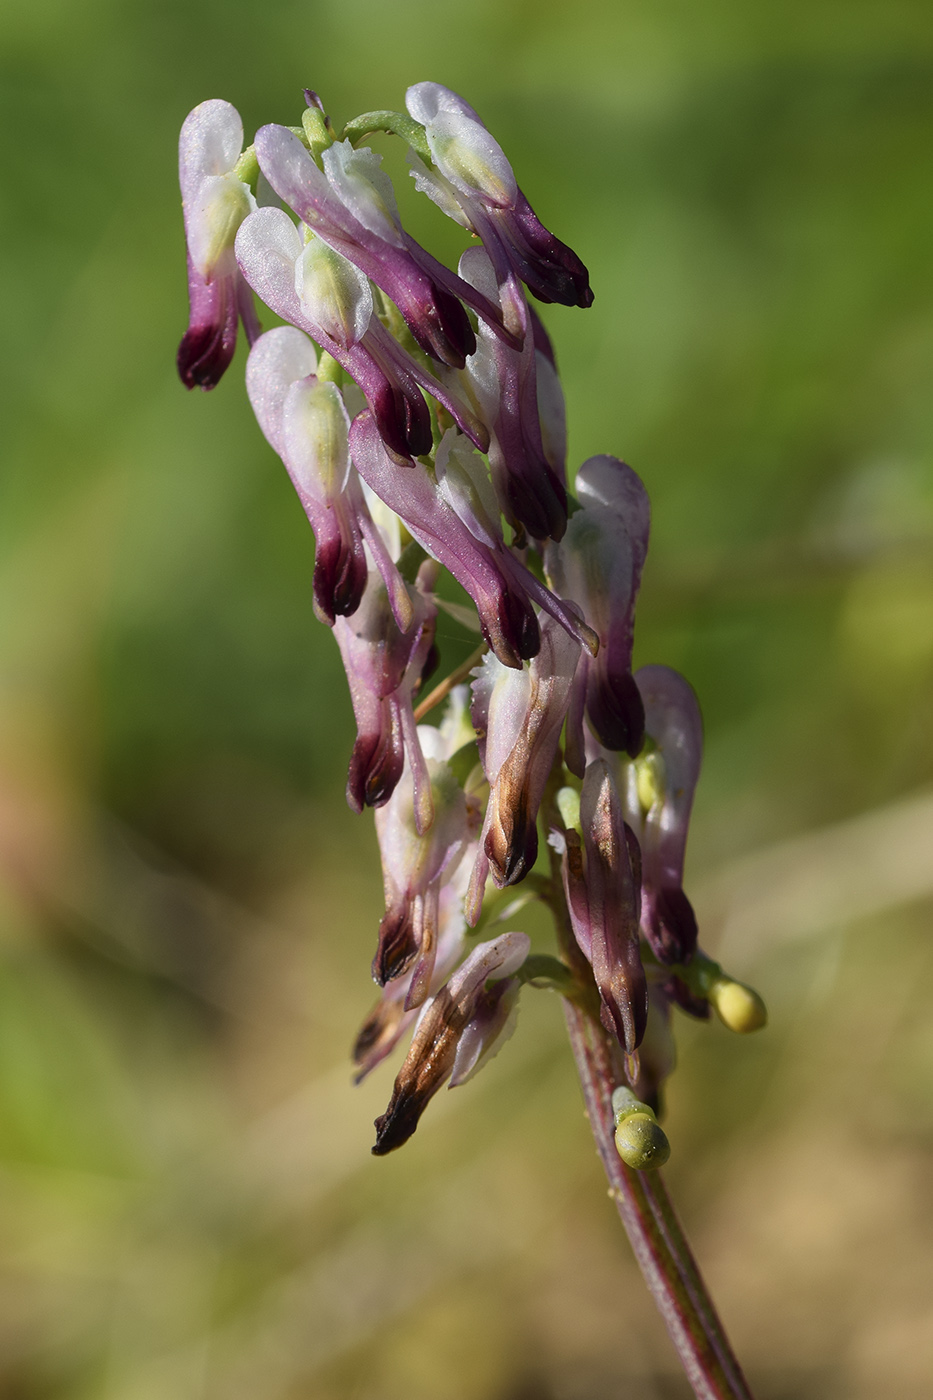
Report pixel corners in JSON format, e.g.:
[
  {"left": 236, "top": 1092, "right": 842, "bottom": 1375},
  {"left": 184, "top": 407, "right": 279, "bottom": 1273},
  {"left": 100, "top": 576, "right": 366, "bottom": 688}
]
[{"left": 178, "top": 83, "right": 765, "bottom": 1159}]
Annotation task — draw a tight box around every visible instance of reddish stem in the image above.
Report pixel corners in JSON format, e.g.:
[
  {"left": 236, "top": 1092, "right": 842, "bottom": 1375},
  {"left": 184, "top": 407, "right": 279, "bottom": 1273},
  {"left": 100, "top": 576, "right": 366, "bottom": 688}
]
[{"left": 563, "top": 998, "right": 755, "bottom": 1400}]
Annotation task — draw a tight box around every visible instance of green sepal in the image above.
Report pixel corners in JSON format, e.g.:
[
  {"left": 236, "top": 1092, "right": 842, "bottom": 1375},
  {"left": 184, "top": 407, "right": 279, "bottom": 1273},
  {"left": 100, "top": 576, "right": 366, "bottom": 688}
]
[
  {"left": 341, "top": 110, "right": 433, "bottom": 164},
  {"left": 234, "top": 145, "right": 260, "bottom": 189},
  {"left": 302, "top": 106, "right": 334, "bottom": 160}
]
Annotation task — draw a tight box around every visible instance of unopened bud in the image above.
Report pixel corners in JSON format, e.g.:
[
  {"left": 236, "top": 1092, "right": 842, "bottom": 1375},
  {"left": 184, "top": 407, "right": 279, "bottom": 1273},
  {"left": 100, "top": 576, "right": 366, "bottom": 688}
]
[
  {"left": 611, "top": 1085, "right": 670, "bottom": 1170},
  {"left": 709, "top": 977, "right": 768, "bottom": 1034},
  {"left": 614, "top": 1112, "right": 670, "bottom": 1170}
]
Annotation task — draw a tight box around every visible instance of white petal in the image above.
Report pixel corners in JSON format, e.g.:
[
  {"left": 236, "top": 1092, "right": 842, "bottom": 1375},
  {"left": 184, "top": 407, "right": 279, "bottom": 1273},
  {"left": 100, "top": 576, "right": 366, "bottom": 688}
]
[
  {"left": 235, "top": 207, "right": 304, "bottom": 323},
  {"left": 179, "top": 98, "right": 243, "bottom": 203},
  {"left": 245, "top": 326, "right": 318, "bottom": 454},
  {"left": 322, "top": 141, "right": 404, "bottom": 247},
  {"left": 426, "top": 111, "right": 516, "bottom": 207},
  {"left": 405, "top": 82, "right": 484, "bottom": 127}
]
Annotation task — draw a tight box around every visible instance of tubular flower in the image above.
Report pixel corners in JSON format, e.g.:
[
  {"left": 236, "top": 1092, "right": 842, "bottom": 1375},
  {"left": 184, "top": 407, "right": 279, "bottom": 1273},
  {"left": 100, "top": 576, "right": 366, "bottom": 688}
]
[
  {"left": 334, "top": 564, "right": 437, "bottom": 821},
  {"left": 561, "top": 759, "right": 648, "bottom": 1053},
  {"left": 372, "top": 930, "right": 530, "bottom": 1155},
  {"left": 624, "top": 664, "right": 704, "bottom": 964},
  {"left": 349, "top": 415, "right": 595, "bottom": 669},
  {"left": 466, "top": 616, "right": 582, "bottom": 921},
  {"left": 235, "top": 207, "right": 487, "bottom": 464},
  {"left": 353, "top": 848, "right": 474, "bottom": 1081},
  {"left": 372, "top": 721, "right": 480, "bottom": 1008},
  {"left": 253, "top": 123, "right": 509, "bottom": 368},
  {"left": 246, "top": 325, "right": 408, "bottom": 627},
  {"left": 546, "top": 455, "right": 651, "bottom": 771},
  {"left": 455, "top": 248, "right": 568, "bottom": 542},
  {"left": 177, "top": 99, "right": 260, "bottom": 389},
  {"left": 405, "top": 82, "right": 593, "bottom": 317}
]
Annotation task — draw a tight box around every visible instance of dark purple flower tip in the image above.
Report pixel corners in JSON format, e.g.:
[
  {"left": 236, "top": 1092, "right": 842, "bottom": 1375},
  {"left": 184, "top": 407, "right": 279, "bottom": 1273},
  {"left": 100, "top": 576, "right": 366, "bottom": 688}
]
[
  {"left": 372, "top": 904, "right": 420, "bottom": 986},
  {"left": 585, "top": 666, "right": 646, "bottom": 757},
  {"left": 507, "top": 192, "right": 593, "bottom": 309},
  {"left": 503, "top": 463, "right": 567, "bottom": 544},
  {"left": 643, "top": 884, "right": 699, "bottom": 964},
  {"left": 352, "top": 995, "right": 408, "bottom": 1073},
  {"left": 311, "top": 533, "right": 369, "bottom": 626},
  {"left": 407, "top": 280, "right": 477, "bottom": 369},
  {"left": 372, "top": 1083, "right": 428, "bottom": 1156},
  {"left": 177, "top": 308, "right": 237, "bottom": 389},
  {"left": 366, "top": 377, "right": 430, "bottom": 463},
  {"left": 304, "top": 89, "right": 326, "bottom": 112},
  {"left": 484, "top": 799, "right": 538, "bottom": 888},
  {"left": 346, "top": 706, "right": 405, "bottom": 813},
  {"left": 492, "top": 587, "right": 541, "bottom": 667}
]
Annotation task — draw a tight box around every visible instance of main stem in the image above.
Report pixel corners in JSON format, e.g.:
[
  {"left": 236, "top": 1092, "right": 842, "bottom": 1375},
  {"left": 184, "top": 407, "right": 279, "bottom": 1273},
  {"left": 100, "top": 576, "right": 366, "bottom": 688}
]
[{"left": 562, "top": 1000, "right": 754, "bottom": 1400}]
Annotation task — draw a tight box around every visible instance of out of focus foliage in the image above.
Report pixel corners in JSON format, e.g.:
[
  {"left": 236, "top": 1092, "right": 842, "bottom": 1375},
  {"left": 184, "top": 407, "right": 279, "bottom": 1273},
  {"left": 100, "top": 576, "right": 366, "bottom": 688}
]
[{"left": 0, "top": 1, "right": 932, "bottom": 1396}]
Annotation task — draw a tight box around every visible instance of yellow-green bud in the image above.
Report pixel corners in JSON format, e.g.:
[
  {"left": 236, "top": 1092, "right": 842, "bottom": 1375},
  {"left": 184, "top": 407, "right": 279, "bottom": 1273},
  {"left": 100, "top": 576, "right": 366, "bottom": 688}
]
[
  {"left": 614, "top": 1113, "right": 671, "bottom": 1171},
  {"left": 709, "top": 977, "right": 767, "bottom": 1034}
]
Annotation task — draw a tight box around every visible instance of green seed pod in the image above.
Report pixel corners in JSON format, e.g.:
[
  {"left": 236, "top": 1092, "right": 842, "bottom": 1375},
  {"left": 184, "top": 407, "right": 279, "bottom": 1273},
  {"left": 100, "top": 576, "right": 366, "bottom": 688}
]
[
  {"left": 614, "top": 1112, "right": 671, "bottom": 1170},
  {"left": 709, "top": 978, "right": 767, "bottom": 1034}
]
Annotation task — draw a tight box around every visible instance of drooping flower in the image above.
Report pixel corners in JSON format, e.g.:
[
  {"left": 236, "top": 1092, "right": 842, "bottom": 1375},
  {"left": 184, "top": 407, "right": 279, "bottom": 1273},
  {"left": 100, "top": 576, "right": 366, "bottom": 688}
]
[
  {"left": 253, "top": 123, "right": 511, "bottom": 368},
  {"left": 246, "top": 324, "right": 410, "bottom": 627},
  {"left": 624, "top": 664, "right": 703, "bottom": 964},
  {"left": 372, "top": 721, "right": 479, "bottom": 1008},
  {"left": 465, "top": 616, "right": 582, "bottom": 921},
  {"left": 545, "top": 455, "right": 651, "bottom": 770},
  {"left": 560, "top": 758, "right": 647, "bottom": 1053},
  {"left": 372, "top": 930, "right": 530, "bottom": 1155},
  {"left": 454, "top": 248, "right": 568, "bottom": 542},
  {"left": 235, "top": 207, "right": 487, "bottom": 464},
  {"left": 353, "top": 845, "right": 475, "bottom": 1081},
  {"left": 333, "top": 564, "right": 437, "bottom": 821},
  {"left": 349, "top": 415, "right": 596, "bottom": 668},
  {"left": 405, "top": 82, "right": 593, "bottom": 321},
  {"left": 177, "top": 99, "right": 260, "bottom": 389}
]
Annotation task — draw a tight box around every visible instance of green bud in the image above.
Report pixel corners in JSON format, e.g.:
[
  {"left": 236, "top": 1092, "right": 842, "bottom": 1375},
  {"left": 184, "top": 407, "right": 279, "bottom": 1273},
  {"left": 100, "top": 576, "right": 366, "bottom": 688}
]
[
  {"left": 302, "top": 106, "right": 332, "bottom": 160},
  {"left": 614, "top": 1113, "right": 671, "bottom": 1171}
]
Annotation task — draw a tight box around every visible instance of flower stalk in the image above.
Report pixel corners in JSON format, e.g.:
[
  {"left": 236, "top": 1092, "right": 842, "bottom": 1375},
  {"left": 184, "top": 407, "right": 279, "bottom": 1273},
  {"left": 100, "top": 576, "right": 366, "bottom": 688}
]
[{"left": 562, "top": 997, "right": 754, "bottom": 1400}]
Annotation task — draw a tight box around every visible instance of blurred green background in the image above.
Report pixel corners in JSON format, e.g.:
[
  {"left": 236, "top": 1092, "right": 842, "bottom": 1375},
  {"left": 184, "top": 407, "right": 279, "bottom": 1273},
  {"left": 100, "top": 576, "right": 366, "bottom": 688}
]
[{"left": 2, "top": 0, "right": 933, "bottom": 1396}]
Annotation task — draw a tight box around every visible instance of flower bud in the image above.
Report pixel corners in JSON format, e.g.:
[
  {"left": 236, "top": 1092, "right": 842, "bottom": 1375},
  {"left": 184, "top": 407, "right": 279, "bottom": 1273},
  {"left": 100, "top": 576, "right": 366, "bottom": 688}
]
[
  {"left": 614, "top": 1112, "right": 671, "bottom": 1171},
  {"left": 708, "top": 977, "right": 768, "bottom": 1034}
]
